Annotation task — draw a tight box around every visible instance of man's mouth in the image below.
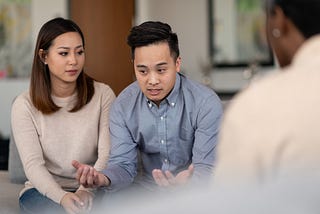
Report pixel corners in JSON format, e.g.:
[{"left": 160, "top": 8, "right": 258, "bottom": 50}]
[{"left": 148, "top": 89, "right": 161, "bottom": 95}]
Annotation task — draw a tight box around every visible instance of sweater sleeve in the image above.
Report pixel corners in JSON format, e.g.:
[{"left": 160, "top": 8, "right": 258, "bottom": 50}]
[
  {"left": 11, "top": 95, "right": 67, "bottom": 204},
  {"left": 78, "top": 84, "right": 116, "bottom": 193},
  {"left": 93, "top": 84, "right": 116, "bottom": 171}
]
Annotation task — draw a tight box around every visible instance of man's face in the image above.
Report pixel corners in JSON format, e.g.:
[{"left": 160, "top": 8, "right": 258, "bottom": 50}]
[{"left": 133, "top": 42, "right": 181, "bottom": 106}]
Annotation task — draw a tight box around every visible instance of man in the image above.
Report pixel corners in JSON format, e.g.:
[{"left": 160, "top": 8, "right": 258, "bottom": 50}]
[{"left": 73, "top": 21, "right": 222, "bottom": 192}]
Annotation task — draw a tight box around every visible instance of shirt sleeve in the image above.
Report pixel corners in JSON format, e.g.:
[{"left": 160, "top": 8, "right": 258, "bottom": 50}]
[
  {"left": 11, "top": 96, "right": 67, "bottom": 204},
  {"left": 101, "top": 101, "right": 138, "bottom": 191},
  {"left": 191, "top": 93, "right": 223, "bottom": 184}
]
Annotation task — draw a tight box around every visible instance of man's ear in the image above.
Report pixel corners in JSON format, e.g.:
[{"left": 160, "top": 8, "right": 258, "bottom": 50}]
[
  {"left": 175, "top": 56, "right": 181, "bottom": 73},
  {"left": 38, "top": 49, "right": 47, "bottom": 64}
]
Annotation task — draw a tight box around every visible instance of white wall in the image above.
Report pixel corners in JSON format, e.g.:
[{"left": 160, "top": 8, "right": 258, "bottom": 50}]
[
  {"left": 0, "top": 0, "right": 68, "bottom": 138},
  {"left": 135, "top": 0, "right": 272, "bottom": 91},
  {"left": 0, "top": 79, "right": 29, "bottom": 138},
  {"left": 31, "top": 0, "right": 68, "bottom": 47},
  {"left": 135, "top": 0, "right": 210, "bottom": 82}
]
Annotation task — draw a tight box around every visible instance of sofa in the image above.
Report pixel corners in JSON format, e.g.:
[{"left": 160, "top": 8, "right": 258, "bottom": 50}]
[
  {"left": 0, "top": 136, "right": 26, "bottom": 214},
  {"left": 0, "top": 170, "right": 23, "bottom": 213}
]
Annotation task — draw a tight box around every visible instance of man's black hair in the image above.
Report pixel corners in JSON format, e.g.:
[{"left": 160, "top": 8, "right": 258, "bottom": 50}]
[{"left": 127, "top": 21, "right": 180, "bottom": 60}]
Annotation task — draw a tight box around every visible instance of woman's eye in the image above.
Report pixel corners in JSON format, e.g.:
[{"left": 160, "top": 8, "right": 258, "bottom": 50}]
[
  {"left": 59, "top": 52, "right": 68, "bottom": 56},
  {"left": 77, "top": 50, "right": 84, "bottom": 55}
]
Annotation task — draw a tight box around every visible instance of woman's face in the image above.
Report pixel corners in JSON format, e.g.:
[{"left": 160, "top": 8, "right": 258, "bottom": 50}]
[{"left": 43, "top": 32, "right": 85, "bottom": 87}]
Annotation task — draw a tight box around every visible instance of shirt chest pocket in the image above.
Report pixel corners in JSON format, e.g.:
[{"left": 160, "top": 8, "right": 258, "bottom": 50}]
[{"left": 179, "top": 125, "right": 194, "bottom": 141}]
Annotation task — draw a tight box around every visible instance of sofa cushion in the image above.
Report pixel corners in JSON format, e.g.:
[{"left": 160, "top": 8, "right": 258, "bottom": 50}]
[{"left": 8, "top": 133, "right": 27, "bottom": 184}]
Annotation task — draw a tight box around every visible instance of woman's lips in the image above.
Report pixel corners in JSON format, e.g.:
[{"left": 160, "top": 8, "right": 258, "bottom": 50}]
[{"left": 66, "top": 69, "right": 78, "bottom": 75}]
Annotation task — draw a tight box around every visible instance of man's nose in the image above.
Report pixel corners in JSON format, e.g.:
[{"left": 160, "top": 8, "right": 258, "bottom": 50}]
[{"left": 148, "top": 72, "right": 159, "bottom": 85}]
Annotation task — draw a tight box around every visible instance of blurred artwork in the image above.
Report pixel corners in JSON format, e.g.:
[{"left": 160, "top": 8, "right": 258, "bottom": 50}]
[
  {"left": 0, "top": 0, "right": 32, "bottom": 78},
  {"left": 212, "top": 0, "right": 272, "bottom": 67},
  {"left": 236, "top": 0, "right": 269, "bottom": 63}
]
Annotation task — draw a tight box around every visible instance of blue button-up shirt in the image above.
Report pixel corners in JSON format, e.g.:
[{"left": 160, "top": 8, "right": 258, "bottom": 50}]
[{"left": 103, "top": 73, "right": 223, "bottom": 191}]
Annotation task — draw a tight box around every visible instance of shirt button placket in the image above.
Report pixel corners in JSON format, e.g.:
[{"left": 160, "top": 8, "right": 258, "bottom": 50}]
[{"left": 159, "top": 114, "right": 169, "bottom": 170}]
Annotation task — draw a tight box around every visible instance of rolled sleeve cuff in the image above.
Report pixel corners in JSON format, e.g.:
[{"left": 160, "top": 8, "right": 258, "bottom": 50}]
[{"left": 102, "top": 165, "right": 134, "bottom": 192}]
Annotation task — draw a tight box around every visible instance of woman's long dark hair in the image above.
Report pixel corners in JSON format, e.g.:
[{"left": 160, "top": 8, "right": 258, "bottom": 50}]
[{"left": 30, "top": 17, "right": 94, "bottom": 114}]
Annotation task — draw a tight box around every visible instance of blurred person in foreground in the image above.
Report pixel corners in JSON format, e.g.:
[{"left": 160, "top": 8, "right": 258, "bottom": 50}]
[{"left": 214, "top": 0, "right": 320, "bottom": 187}]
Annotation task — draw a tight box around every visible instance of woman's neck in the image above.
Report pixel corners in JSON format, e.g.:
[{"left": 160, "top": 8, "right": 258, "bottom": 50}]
[{"left": 51, "top": 82, "right": 77, "bottom": 98}]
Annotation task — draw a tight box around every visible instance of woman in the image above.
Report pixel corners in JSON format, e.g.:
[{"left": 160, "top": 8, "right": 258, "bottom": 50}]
[
  {"left": 214, "top": 0, "right": 320, "bottom": 185},
  {"left": 11, "top": 17, "right": 115, "bottom": 213}
]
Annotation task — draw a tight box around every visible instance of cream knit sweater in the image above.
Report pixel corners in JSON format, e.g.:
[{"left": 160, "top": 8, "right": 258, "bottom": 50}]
[{"left": 11, "top": 81, "right": 115, "bottom": 204}]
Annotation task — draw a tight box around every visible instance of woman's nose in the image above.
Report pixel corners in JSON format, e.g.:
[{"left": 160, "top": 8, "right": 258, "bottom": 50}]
[{"left": 68, "top": 53, "right": 77, "bottom": 65}]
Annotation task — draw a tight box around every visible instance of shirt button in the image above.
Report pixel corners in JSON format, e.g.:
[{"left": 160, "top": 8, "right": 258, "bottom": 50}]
[
  {"left": 160, "top": 116, "right": 164, "bottom": 120},
  {"left": 164, "top": 159, "right": 168, "bottom": 163},
  {"left": 171, "top": 102, "right": 175, "bottom": 107},
  {"left": 161, "top": 140, "right": 164, "bottom": 144}
]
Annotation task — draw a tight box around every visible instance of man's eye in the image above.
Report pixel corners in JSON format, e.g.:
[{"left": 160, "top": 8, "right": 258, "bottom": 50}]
[{"left": 139, "top": 70, "right": 147, "bottom": 74}]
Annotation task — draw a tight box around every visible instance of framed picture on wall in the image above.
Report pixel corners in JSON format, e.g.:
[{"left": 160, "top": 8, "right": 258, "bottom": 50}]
[
  {"left": 0, "top": 0, "right": 68, "bottom": 79},
  {"left": 0, "top": 0, "right": 33, "bottom": 78},
  {"left": 209, "top": 0, "right": 274, "bottom": 68}
]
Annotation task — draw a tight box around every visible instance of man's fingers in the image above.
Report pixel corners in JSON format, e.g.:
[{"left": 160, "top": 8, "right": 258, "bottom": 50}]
[
  {"left": 152, "top": 169, "right": 170, "bottom": 186},
  {"left": 71, "top": 160, "right": 81, "bottom": 169},
  {"left": 188, "top": 164, "right": 194, "bottom": 174},
  {"left": 152, "top": 169, "right": 163, "bottom": 185},
  {"left": 164, "top": 170, "right": 176, "bottom": 185}
]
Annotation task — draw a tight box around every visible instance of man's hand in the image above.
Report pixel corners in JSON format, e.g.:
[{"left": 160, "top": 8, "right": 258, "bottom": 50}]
[
  {"left": 60, "top": 192, "right": 84, "bottom": 214},
  {"left": 152, "top": 164, "right": 194, "bottom": 187},
  {"left": 72, "top": 160, "right": 110, "bottom": 188}
]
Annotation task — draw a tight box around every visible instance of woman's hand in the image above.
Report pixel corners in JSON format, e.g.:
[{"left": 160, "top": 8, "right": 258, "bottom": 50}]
[
  {"left": 75, "top": 190, "right": 94, "bottom": 212},
  {"left": 60, "top": 192, "right": 84, "bottom": 214},
  {"left": 72, "top": 160, "right": 110, "bottom": 188}
]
